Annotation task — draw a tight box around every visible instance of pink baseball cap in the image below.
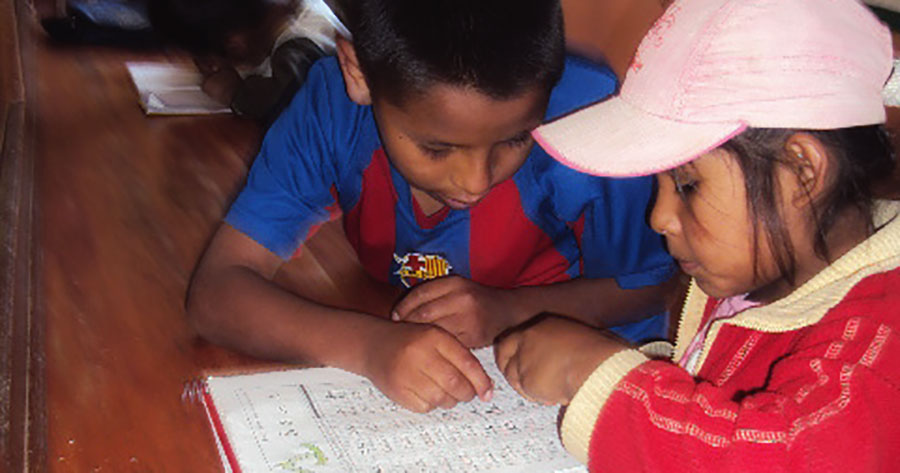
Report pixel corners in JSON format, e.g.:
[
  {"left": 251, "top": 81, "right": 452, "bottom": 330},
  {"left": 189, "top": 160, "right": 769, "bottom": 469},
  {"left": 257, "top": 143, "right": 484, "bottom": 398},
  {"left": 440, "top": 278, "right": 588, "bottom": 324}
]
[{"left": 534, "top": 0, "right": 894, "bottom": 177}]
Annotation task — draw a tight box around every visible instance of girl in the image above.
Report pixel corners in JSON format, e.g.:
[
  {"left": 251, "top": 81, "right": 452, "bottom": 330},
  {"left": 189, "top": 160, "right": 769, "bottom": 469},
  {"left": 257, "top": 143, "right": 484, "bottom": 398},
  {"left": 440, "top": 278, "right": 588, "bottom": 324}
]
[{"left": 495, "top": 0, "right": 900, "bottom": 471}]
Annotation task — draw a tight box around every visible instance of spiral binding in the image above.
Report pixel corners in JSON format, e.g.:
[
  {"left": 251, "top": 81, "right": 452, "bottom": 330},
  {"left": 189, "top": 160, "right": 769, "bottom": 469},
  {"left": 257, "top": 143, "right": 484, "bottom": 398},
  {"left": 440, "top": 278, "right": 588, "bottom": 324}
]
[{"left": 181, "top": 377, "right": 208, "bottom": 404}]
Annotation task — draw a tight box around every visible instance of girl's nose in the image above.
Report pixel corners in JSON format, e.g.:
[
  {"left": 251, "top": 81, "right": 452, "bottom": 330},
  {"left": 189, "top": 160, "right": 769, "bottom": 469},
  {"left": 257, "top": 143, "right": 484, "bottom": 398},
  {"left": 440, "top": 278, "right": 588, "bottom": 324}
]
[{"left": 649, "top": 176, "right": 680, "bottom": 237}]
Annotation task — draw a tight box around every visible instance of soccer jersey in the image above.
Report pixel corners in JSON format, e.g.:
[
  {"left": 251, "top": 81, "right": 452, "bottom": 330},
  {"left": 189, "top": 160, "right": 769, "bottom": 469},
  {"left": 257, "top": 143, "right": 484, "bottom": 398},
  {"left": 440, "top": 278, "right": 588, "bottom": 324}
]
[{"left": 226, "top": 56, "right": 675, "bottom": 341}]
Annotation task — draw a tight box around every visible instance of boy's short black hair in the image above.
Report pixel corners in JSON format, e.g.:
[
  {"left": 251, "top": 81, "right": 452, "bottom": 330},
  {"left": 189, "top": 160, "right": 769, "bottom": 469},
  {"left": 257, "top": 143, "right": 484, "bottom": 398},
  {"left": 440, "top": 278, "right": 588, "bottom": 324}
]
[
  {"left": 345, "top": 0, "right": 565, "bottom": 104},
  {"left": 148, "top": 0, "right": 269, "bottom": 57}
]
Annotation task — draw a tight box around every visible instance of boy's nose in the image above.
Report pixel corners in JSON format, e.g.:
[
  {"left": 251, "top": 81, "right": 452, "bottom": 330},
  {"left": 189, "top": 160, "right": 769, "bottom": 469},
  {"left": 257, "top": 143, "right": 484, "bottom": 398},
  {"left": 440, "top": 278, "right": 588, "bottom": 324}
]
[{"left": 451, "top": 152, "right": 492, "bottom": 197}]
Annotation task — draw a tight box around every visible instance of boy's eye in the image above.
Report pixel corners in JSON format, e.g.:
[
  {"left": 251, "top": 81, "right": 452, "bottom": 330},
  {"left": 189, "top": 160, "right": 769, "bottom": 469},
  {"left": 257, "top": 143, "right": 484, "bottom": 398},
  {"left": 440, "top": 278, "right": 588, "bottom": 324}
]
[
  {"left": 420, "top": 145, "right": 452, "bottom": 159},
  {"left": 504, "top": 132, "right": 532, "bottom": 148}
]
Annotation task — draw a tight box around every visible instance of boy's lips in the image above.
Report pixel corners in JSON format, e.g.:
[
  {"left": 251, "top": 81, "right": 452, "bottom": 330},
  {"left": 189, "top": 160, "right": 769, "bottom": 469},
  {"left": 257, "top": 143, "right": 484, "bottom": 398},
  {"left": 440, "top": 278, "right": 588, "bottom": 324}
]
[{"left": 443, "top": 195, "right": 484, "bottom": 209}]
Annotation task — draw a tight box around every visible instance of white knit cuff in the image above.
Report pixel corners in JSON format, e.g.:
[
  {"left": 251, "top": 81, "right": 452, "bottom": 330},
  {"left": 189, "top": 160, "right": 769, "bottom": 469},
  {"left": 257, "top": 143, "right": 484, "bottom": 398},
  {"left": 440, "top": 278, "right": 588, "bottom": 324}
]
[
  {"left": 639, "top": 340, "right": 674, "bottom": 359},
  {"left": 560, "top": 349, "right": 649, "bottom": 465}
]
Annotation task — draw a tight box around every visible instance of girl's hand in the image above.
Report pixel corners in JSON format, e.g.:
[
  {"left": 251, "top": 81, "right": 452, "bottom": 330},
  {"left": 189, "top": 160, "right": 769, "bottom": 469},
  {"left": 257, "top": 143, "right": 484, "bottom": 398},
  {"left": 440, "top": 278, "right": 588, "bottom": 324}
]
[
  {"left": 392, "top": 276, "right": 525, "bottom": 348},
  {"left": 361, "top": 321, "right": 494, "bottom": 413},
  {"left": 494, "top": 316, "right": 628, "bottom": 405}
]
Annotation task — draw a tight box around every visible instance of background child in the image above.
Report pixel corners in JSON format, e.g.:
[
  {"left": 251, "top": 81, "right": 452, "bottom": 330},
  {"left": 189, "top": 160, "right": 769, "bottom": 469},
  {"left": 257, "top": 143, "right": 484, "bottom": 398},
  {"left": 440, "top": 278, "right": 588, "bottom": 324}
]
[
  {"left": 148, "top": 0, "right": 348, "bottom": 123},
  {"left": 496, "top": 0, "right": 900, "bottom": 470},
  {"left": 188, "top": 0, "right": 676, "bottom": 413}
]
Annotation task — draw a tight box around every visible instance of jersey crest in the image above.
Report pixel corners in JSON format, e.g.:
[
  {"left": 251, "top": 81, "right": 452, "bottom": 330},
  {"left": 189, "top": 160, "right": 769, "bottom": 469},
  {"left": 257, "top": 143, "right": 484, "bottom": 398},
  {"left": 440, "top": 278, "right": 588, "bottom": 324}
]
[{"left": 393, "top": 252, "right": 453, "bottom": 288}]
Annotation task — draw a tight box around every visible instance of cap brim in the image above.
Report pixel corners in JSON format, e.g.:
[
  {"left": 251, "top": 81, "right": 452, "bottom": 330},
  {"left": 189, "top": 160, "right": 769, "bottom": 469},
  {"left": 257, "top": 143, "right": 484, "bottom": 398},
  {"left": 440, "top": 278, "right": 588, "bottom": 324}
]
[{"left": 533, "top": 96, "right": 747, "bottom": 177}]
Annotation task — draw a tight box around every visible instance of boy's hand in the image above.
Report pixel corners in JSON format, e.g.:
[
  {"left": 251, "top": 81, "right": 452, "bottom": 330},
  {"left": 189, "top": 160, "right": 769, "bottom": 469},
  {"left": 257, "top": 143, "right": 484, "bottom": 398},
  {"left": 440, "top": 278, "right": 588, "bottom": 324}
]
[
  {"left": 392, "top": 276, "right": 524, "bottom": 348},
  {"left": 363, "top": 322, "right": 494, "bottom": 413},
  {"left": 494, "top": 316, "right": 627, "bottom": 405},
  {"left": 201, "top": 67, "right": 242, "bottom": 105}
]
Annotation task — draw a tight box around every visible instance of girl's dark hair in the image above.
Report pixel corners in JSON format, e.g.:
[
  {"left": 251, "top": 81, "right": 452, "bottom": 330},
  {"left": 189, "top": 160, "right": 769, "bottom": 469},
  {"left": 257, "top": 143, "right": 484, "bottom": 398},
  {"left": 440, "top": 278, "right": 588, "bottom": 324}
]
[
  {"left": 344, "top": 0, "right": 565, "bottom": 105},
  {"left": 148, "top": 0, "right": 270, "bottom": 57},
  {"left": 720, "top": 125, "right": 896, "bottom": 285}
]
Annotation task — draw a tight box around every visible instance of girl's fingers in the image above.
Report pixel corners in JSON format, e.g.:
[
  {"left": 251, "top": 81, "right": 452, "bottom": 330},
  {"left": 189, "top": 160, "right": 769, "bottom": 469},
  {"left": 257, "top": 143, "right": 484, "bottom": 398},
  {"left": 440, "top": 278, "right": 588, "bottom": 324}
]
[{"left": 494, "top": 331, "right": 523, "bottom": 373}]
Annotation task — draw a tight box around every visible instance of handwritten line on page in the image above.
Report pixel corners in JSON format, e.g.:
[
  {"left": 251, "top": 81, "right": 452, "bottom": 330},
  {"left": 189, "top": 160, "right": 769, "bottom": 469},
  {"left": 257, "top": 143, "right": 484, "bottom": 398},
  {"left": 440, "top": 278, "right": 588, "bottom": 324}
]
[
  {"left": 125, "top": 62, "right": 231, "bottom": 115},
  {"left": 200, "top": 348, "right": 588, "bottom": 473}
]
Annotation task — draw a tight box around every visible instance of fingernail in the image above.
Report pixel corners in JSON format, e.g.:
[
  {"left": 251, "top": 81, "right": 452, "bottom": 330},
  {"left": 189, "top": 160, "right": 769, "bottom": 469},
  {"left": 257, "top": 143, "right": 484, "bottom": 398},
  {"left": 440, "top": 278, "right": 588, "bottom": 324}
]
[
  {"left": 391, "top": 311, "right": 399, "bottom": 321},
  {"left": 482, "top": 389, "right": 493, "bottom": 402}
]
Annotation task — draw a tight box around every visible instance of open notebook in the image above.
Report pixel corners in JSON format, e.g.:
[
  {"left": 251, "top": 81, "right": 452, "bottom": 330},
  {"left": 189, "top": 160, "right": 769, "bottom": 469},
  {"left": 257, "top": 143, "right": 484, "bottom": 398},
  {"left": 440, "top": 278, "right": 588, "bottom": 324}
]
[
  {"left": 125, "top": 62, "right": 231, "bottom": 115},
  {"left": 197, "top": 348, "right": 587, "bottom": 473}
]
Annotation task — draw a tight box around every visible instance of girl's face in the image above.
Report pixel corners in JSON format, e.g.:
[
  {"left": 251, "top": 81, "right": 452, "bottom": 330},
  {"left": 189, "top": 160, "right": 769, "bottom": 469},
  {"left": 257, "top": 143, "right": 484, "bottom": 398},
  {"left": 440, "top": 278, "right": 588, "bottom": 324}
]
[{"left": 650, "top": 149, "right": 789, "bottom": 301}]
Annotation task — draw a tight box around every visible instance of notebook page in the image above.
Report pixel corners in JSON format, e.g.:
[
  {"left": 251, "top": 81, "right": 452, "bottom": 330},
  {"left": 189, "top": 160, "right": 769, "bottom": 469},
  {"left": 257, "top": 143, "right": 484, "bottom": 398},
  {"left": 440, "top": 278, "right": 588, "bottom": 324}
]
[
  {"left": 205, "top": 348, "right": 587, "bottom": 473},
  {"left": 125, "top": 62, "right": 231, "bottom": 115}
]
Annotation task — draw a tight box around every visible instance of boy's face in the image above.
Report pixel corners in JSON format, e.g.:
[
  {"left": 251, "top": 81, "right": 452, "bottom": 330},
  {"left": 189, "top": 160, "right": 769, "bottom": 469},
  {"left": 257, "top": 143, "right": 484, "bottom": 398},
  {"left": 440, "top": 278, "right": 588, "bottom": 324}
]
[{"left": 371, "top": 84, "right": 549, "bottom": 212}]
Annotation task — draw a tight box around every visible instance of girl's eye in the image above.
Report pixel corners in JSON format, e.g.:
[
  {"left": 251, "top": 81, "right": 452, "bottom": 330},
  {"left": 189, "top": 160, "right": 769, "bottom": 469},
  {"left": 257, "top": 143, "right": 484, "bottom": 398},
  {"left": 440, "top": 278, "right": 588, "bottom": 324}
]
[
  {"left": 672, "top": 175, "right": 698, "bottom": 196},
  {"left": 675, "top": 180, "right": 697, "bottom": 194}
]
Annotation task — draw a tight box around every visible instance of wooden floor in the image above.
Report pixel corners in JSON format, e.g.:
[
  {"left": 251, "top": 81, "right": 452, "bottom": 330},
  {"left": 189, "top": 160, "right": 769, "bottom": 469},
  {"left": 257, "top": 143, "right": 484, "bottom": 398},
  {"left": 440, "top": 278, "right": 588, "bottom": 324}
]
[{"left": 3, "top": 0, "right": 898, "bottom": 471}]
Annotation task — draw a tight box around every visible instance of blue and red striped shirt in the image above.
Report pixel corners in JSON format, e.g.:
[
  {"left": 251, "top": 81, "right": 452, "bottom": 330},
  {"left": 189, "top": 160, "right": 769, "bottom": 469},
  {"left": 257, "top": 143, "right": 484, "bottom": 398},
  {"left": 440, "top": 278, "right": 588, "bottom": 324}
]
[{"left": 226, "top": 56, "right": 674, "bottom": 341}]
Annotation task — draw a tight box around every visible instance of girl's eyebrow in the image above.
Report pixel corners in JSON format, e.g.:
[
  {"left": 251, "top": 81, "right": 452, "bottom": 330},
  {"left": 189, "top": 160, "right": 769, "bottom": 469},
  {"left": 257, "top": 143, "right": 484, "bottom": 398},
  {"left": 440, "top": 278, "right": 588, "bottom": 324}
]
[{"left": 668, "top": 162, "right": 699, "bottom": 177}]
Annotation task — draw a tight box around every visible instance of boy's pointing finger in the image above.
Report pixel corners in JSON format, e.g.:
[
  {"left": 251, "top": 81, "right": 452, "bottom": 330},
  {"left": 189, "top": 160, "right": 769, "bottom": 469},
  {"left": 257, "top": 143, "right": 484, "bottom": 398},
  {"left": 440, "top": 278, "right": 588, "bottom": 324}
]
[{"left": 436, "top": 340, "right": 494, "bottom": 403}]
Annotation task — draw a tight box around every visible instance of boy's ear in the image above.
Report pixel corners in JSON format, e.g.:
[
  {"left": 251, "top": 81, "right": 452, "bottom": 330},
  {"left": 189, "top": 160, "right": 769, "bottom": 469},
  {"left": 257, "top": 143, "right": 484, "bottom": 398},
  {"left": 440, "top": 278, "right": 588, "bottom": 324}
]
[
  {"left": 335, "top": 37, "right": 372, "bottom": 106},
  {"left": 784, "top": 133, "right": 830, "bottom": 207}
]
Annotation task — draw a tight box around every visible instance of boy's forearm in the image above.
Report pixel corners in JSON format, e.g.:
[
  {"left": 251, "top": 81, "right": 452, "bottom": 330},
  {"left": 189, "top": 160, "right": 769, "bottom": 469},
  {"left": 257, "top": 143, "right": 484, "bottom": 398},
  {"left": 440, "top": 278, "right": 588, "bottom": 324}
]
[
  {"left": 508, "top": 276, "right": 677, "bottom": 329},
  {"left": 187, "top": 264, "right": 383, "bottom": 374}
]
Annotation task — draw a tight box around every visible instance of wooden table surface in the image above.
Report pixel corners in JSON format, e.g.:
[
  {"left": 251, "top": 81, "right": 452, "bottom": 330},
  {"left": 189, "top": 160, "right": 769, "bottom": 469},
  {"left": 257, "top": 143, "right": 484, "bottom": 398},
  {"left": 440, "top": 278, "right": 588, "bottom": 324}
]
[
  {"left": 37, "top": 43, "right": 258, "bottom": 471},
  {"left": 23, "top": 2, "right": 900, "bottom": 472},
  {"left": 32, "top": 37, "right": 396, "bottom": 471}
]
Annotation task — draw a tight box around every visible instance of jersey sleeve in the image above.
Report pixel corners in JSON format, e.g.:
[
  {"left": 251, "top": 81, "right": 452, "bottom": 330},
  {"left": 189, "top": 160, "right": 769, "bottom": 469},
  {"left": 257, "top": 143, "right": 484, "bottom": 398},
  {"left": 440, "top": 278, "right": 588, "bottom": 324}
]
[
  {"left": 582, "top": 175, "right": 675, "bottom": 288},
  {"left": 539, "top": 56, "right": 675, "bottom": 290},
  {"left": 542, "top": 161, "right": 675, "bottom": 289},
  {"left": 224, "top": 58, "right": 350, "bottom": 259}
]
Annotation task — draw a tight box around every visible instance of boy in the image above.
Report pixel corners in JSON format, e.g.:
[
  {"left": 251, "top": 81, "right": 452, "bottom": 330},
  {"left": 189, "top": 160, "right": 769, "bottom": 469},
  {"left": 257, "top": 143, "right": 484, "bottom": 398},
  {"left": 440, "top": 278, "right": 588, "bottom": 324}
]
[
  {"left": 188, "top": 0, "right": 675, "bottom": 413},
  {"left": 149, "top": 0, "right": 348, "bottom": 123}
]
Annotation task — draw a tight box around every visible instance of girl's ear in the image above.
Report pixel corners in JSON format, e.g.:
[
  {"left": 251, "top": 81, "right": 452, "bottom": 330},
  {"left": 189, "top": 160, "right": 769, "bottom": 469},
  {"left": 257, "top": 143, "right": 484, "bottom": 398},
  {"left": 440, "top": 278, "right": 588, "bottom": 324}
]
[
  {"left": 336, "top": 37, "right": 372, "bottom": 106},
  {"left": 783, "top": 133, "right": 830, "bottom": 208}
]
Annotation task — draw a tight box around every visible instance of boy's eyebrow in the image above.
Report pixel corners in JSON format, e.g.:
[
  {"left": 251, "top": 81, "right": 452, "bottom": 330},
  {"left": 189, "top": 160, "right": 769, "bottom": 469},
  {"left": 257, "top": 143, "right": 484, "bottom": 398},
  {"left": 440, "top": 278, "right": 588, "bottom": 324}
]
[
  {"left": 419, "top": 139, "right": 459, "bottom": 148},
  {"left": 415, "top": 128, "right": 533, "bottom": 148},
  {"left": 505, "top": 129, "right": 533, "bottom": 141}
]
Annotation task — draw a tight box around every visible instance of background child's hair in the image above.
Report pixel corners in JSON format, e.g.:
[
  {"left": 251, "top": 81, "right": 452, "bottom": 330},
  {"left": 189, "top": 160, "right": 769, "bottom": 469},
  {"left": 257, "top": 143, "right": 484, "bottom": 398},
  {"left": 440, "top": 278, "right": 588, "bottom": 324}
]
[
  {"left": 720, "top": 126, "right": 896, "bottom": 284},
  {"left": 344, "top": 0, "right": 565, "bottom": 105},
  {"left": 148, "top": 0, "right": 277, "bottom": 57}
]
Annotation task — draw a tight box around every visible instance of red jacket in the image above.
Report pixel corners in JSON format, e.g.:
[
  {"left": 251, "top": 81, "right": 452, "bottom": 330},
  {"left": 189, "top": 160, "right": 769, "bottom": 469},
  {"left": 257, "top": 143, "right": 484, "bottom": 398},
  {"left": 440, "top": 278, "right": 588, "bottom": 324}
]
[{"left": 561, "top": 201, "right": 900, "bottom": 472}]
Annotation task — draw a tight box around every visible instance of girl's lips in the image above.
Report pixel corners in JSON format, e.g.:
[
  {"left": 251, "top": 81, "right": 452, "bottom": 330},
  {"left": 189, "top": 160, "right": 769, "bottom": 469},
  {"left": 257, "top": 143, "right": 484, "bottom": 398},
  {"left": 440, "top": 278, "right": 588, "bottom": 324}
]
[{"left": 678, "top": 259, "right": 699, "bottom": 274}]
